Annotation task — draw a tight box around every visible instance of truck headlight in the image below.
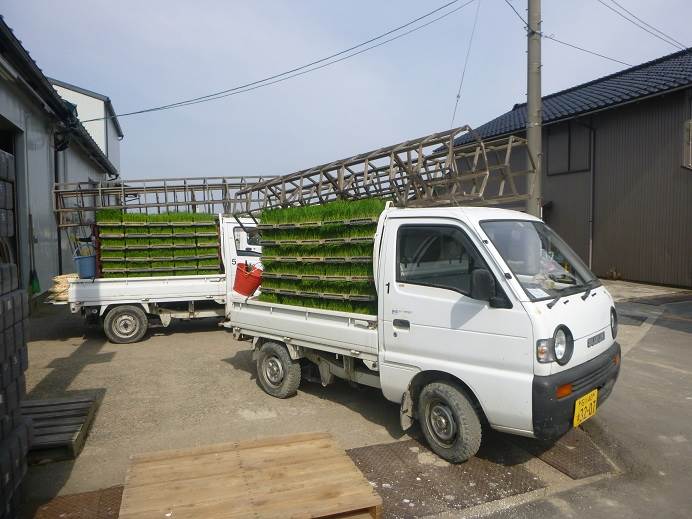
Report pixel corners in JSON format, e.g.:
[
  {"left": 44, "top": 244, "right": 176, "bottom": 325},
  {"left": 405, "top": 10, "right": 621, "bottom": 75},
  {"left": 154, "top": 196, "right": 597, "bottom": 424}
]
[
  {"left": 610, "top": 307, "right": 618, "bottom": 339},
  {"left": 553, "top": 326, "right": 573, "bottom": 365}
]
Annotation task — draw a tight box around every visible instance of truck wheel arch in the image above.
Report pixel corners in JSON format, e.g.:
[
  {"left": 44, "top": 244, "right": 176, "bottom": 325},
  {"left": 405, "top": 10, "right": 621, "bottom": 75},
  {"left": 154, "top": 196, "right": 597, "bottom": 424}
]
[
  {"left": 406, "top": 371, "right": 487, "bottom": 425},
  {"left": 100, "top": 302, "right": 150, "bottom": 317}
]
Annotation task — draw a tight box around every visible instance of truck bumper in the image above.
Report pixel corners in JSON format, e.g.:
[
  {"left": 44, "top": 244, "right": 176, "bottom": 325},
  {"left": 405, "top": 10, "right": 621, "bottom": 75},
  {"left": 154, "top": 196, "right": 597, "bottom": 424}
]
[{"left": 532, "top": 341, "right": 620, "bottom": 441}]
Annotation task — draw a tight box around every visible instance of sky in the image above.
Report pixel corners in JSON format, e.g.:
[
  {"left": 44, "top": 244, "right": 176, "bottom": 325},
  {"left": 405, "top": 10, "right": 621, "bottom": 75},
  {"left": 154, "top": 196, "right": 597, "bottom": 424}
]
[{"left": 3, "top": 0, "right": 690, "bottom": 180}]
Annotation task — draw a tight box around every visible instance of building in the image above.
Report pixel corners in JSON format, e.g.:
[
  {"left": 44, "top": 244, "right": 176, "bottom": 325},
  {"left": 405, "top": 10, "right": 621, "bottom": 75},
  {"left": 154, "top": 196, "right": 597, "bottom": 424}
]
[
  {"left": 0, "top": 16, "right": 121, "bottom": 295},
  {"left": 455, "top": 48, "right": 692, "bottom": 288},
  {"left": 49, "top": 78, "right": 123, "bottom": 171}
]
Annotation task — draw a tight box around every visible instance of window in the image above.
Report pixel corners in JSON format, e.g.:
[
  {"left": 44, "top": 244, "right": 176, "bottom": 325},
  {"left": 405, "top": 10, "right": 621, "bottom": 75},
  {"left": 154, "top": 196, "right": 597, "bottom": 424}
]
[
  {"left": 685, "top": 119, "right": 692, "bottom": 170},
  {"left": 397, "top": 225, "right": 487, "bottom": 295},
  {"left": 547, "top": 122, "right": 591, "bottom": 175}
]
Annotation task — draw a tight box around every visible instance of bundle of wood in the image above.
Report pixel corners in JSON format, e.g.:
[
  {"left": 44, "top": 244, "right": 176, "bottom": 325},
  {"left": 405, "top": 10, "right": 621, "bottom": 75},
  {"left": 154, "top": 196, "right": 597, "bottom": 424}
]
[{"left": 50, "top": 274, "right": 78, "bottom": 301}]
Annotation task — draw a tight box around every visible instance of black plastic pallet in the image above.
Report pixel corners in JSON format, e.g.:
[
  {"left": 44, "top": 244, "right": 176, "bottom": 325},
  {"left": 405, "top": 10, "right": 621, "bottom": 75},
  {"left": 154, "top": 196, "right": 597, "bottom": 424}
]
[{"left": 21, "top": 396, "right": 99, "bottom": 464}]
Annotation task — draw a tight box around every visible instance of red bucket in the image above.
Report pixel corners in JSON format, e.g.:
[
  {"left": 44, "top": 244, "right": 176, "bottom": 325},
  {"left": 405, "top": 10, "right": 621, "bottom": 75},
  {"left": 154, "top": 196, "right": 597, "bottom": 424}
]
[{"left": 233, "top": 263, "right": 263, "bottom": 296}]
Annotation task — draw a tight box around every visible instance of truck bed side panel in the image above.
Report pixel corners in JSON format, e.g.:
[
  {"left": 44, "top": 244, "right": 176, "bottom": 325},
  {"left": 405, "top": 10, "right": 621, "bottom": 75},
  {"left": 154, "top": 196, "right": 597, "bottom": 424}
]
[{"left": 228, "top": 299, "right": 378, "bottom": 359}]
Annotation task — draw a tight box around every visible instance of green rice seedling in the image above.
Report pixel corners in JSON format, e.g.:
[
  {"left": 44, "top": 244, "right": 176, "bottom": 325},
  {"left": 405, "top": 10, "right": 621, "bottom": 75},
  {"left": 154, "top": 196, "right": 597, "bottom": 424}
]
[
  {"left": 198, "top": 258, "right": 220, "bottom": 268},
  {"left": 263, "top": 244, "right": 372, "bottom": 258},
  {"left": 195, "top": 225, "right": 218, "bottom": 235},
  {"left": 172, "top": 226, "right": 196, "bottom": 236},
  {"left": 193, "top": 213, "right": 216, "bottom": 224},
  {"left": 151, "top": 260, "right": 174, "bottom": 269},
  {"left": 175, "top": 259, "right": 197, "bottom": 268},
  {"left": 147, "top": 213, "right": 170, "bottom": 224},
  {"left": 126, "top": 250, "right": 150, "bottom": 262},
  {"left": 127, "top": 270, "right": 151, "bottom": 278},
  {"left": 149, "top": 236, "right": 174, "bottom": 247},
  {"left": 102, "top": 261, "right": 127, "bottom": 271},
  {"left": 261, "top": 198, "right": 386, "bottom": 225},
  {"left": 102, "top": 271, "right": 123, "bottom": 279},
  {"left": 197, "top": 238, "right": 219, "bottom": 247},
  {"left": 95, "top": 209, "right": 122, "bottom": 224},
  {"left": 122, "top": 212, "right": 148, "bottom": 225},
  {"left": 125, "top": 237, "right": 149, "bottom": 247},
  {"left": 100, "top": 238, "right": 125, "bottom": 249},
  {"left": 167, "top": 212, "right": 194, "bottom": 225},
  {"left": 174, "top": 248, "right": 197, "bottom": 258},
  {"left": 173, "top": 237, "right": 196, "bottom": 247},
  {"left": 148, "top": 226, "right": 172, "bottom": 236},
  {"left": 100, "top": 250, "right": 125, "bottom": 260},
  {"left": 197, "top": 247, "right": 218, "bottom": 257},
  {"left": 150, "top": 249, "right": 174, "bottom": 260},
  {"left": 98, "top": 226, "right": 125, "bottom": 238},
  {"left": 125, "top": 226, "right": 148, "bottom": 236}
]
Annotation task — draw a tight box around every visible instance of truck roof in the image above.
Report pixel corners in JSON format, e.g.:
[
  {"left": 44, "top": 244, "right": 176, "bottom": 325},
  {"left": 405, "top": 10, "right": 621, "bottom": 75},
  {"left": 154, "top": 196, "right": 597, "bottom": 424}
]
[{"left": 386, "top": 206, "right": 542, "bottom": 225}]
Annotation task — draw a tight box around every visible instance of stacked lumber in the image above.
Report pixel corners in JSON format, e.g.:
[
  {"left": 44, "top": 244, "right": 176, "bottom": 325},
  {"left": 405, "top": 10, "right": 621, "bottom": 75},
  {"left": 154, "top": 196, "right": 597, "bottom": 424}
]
[
  {"left": 119, "top": 432, "right": 382, "bottom": 519},
  {"left": 258, "top": 199, "right": 385, "bottom": 315}
]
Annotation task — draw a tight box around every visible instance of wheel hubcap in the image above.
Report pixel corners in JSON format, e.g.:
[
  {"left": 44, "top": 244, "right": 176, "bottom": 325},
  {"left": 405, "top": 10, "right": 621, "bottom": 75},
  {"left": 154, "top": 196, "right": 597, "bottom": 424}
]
[
  {"left": 428, "top": 402, "right": 457, "bottom": 445},
  {"left": 114, "top": 315, "right": 138, "bottom": 338},
  {"left": 264, "top": 355, "right": 284, "bottom": 387}
]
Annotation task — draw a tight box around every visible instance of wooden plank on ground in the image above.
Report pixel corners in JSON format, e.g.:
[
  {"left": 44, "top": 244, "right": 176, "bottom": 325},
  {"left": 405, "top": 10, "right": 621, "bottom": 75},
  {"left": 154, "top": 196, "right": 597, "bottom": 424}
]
[
  {"left": 119, "top": 432, "right": 382, "bottom": 519},
  {"left": 21, "top": 395, "right": 98, "bottom": 463}
]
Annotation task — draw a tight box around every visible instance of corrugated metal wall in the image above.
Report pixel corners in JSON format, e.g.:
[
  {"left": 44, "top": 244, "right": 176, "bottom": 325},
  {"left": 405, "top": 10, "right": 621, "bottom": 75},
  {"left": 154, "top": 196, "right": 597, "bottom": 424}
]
[{"left": 591, "top": 90, "right": 692, "bottom": 287}]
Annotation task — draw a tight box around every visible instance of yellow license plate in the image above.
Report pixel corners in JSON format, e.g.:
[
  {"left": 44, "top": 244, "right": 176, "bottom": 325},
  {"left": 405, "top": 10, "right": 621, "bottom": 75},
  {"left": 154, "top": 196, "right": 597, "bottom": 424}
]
[{"left": 573, "top": 388, "right": 598, "bottom": 427}]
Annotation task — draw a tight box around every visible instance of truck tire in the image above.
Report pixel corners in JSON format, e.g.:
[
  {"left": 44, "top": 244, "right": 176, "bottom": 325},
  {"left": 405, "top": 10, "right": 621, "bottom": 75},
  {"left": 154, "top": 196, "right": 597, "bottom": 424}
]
[
  {"left": 103, "top": 305, "right": 148, "bottom": 344},
  {"left": 418, "top": 381, "right": 482, "bottom": 463},
  {"left": 256, "top": 342, "right": 301, "bottom": 398}
]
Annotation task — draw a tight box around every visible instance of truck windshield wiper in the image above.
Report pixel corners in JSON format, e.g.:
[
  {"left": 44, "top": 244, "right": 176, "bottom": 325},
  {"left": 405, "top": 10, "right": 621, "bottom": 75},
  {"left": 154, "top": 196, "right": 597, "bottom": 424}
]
[
  {"left": 546, "top": 295, "right": 561, "bottom": 309},
  {"left": 580, "top": 286, "right": 592, "bottom": 300}
]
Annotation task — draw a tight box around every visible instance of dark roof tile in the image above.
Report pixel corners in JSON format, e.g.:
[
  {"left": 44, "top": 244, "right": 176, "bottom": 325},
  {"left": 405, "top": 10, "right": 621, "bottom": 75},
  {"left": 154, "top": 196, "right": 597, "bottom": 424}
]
[{"left": 455, "top": 48, "right": 692, "bottom": 145}]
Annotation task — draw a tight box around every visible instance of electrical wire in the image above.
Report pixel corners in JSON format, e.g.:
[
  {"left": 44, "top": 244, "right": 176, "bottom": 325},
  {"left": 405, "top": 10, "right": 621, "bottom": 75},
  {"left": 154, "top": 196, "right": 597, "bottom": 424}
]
[
  {"left": 502, "top": 0, "right": 631, "bottom": 66},
  {"left": 81, "top": 0, "right": 474, "bottom": 123},
  {"left": 607, "top": 0, "right": 686, "bottom": 49},
  {"left": 450, "top": 0, "right": 482, "bottom": 127},
  {"left": 595, "top": 0, "right": 686, "bottom": 51}
]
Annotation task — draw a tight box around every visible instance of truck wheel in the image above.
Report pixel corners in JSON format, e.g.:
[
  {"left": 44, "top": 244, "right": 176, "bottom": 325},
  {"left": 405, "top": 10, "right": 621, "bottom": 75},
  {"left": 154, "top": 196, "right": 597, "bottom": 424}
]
[
  {"left": 418, "top": 381, "right": 482, "bottom": 463},
  {"left": 103, "top": 305, "right": 148, "bottom": 344},
  {"left": 256, "top": 342, "right": 301, "bottom": 398}
]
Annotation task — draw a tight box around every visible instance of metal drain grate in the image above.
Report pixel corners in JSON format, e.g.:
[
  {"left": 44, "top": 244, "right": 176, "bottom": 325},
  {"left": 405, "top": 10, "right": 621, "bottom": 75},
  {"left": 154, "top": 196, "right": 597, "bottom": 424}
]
[
  {"left": 347, "top": 435, "right": 544, "bottom": 518},
  {"left": 511, "top": 427, "right": 615, "bottom": 479}
]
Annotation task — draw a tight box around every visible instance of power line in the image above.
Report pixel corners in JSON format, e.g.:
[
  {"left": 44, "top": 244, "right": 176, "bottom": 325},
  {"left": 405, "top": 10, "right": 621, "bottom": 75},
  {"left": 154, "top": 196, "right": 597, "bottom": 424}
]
[
  {"left": 501, "top": 0, "right": 631, "bottom": 66},
  {"left": 608, "top": 0, "right": 686, "bottom": 49},
  {"left": 595, "top": 0, "right": 685, "bottom": 51},
  {"left": 543, "top": 35, "right": 631, "bottom": 66},
  {"left": 81, "top": 0, "right": 474, "bottom": 123},
  {"left": 450, "top": 0, "right": 482, "bottom": 127}
]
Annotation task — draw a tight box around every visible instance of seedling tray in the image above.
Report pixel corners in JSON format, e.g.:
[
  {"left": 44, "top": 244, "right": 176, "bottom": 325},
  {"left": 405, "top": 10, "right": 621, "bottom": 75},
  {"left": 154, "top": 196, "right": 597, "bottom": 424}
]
[
  {"left": 260, "top": 236, "right": 374, "bottom": 246},
  {"left": 261, "top": 272, "right": 373, "bottom": 282},
  {"left": 257, "top": 217, "right": 378, "bottom": 230},
  {"left": 260, "top": 287, "right": 376, "bottom": 302},
  {"left": 262, "top": 255, "right": 373, "bottom": 263}
]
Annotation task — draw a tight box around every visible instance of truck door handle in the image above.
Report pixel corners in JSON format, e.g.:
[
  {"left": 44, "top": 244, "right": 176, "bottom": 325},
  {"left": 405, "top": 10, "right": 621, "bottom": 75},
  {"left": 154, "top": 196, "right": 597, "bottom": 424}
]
[{"left": 393, "top": 319, "right": 410, "bottom": 330}]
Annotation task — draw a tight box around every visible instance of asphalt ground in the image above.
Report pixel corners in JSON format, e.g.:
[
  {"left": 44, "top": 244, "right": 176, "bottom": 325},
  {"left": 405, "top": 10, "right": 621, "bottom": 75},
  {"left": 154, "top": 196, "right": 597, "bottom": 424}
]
[{"left": 22, "top": 282, "right": 692, "bottom": 517}]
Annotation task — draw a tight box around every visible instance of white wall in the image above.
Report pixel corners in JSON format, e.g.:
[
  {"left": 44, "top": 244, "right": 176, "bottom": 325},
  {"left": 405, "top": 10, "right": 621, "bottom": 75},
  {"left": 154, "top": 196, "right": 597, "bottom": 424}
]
[
  {"left": 106, "top": 115, "right": 120, "bottom": 170},
  {"left": 52, "top": 84, "right": 106, "bottom": 152}
]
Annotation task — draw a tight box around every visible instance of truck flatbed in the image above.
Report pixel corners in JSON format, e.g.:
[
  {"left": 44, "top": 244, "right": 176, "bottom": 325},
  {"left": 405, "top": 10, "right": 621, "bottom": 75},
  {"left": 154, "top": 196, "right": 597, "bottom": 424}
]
[{"left": 227, "top": 297, "right": 378, "bottom": 361}]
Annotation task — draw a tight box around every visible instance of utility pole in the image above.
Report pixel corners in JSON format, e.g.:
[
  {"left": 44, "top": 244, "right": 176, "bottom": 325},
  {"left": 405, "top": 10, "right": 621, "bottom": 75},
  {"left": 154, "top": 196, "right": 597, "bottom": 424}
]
[{"left": 526, "top": 0, "right": 543, "bottom": 217}]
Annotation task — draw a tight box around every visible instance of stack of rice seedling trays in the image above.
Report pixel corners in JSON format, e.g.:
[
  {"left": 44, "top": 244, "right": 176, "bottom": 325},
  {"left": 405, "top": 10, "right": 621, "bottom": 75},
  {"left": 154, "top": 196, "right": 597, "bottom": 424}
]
[
  {"left": 0, "top": 264, "right": 31, "bottom": 519},
  {"left": 257, "top": 199, "right": 384, "bottom": 315},
  {"left": 95, "top": 211, "right": 222, "bottom": 278}
]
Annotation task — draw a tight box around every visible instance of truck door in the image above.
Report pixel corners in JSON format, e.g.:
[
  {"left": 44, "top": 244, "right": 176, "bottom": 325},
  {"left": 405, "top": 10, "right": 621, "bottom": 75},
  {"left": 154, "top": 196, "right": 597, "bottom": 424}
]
[
  {"left": 221, "top": 218, "right": 262, "bottom": 297},
  {"left": 379, "top": 218, "right": 534, "bottom": 434}
]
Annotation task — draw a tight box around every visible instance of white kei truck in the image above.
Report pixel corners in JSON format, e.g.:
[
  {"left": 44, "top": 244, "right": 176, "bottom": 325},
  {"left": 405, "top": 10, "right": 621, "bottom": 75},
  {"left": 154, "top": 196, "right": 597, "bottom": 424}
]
[
  {"left": 55, "top": 217, "right": 261, "bottom": 344},
  {"left": 227, "top": 205, "right": 621, "bottom": 462}
]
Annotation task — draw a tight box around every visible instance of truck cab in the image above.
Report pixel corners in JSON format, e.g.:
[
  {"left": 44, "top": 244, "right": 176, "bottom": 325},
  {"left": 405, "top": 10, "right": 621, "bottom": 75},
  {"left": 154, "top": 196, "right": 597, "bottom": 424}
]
[{"left": 375, "top": 206, "right": 620, "bottom": 454}]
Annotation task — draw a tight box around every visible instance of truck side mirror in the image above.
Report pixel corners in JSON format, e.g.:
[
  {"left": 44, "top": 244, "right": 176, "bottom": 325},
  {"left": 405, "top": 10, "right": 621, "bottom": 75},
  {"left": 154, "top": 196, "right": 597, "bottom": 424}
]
[{"left": 470, "top": 268, "right": 495, "bottom": 301}]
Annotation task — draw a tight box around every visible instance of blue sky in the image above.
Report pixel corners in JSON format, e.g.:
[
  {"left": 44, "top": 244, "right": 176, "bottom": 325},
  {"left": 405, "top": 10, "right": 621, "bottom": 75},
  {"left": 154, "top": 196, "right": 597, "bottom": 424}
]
[{"left": 3, "top": 0, "right": 690, "bottom": 179}]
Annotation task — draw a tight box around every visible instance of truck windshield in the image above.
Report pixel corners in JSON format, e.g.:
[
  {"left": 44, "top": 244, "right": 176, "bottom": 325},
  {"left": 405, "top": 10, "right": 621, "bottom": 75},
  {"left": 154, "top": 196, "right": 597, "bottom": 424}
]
[{"left": 480, "top": 220, "right": 599, "bottom": 301}]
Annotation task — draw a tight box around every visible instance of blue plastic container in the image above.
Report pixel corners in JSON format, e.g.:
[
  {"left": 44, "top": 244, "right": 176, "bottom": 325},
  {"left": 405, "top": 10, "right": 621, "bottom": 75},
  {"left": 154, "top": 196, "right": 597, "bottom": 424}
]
[{"left": 73, "top": 246, "right": 96, "bottom": 279}]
